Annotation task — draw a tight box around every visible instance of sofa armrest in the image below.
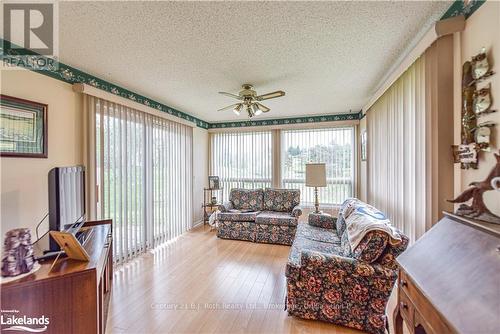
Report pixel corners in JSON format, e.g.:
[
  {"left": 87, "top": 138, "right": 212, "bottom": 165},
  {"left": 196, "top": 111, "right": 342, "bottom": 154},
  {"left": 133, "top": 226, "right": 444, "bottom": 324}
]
[
  {"left": 218, "top": 201, "right": 233, "bottom": 212},
  {"left": 300, "top": 249, "right": 397, "bottom": 281},
  {"left": 292, "top": 205, "right": 303, "bottom": 218},
  {"left": 308, "top": 213, "right": 337, "bottom": 229}
]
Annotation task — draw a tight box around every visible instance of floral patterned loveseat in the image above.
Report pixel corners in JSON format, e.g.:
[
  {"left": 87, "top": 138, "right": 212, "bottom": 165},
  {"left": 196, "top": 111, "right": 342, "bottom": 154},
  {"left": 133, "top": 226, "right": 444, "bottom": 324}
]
[
  {"left": 217, "top": 188, "right": 302, "bottom": 245},
  {"left": 285, "top": 198, "right": 408, "bottom": 334}
]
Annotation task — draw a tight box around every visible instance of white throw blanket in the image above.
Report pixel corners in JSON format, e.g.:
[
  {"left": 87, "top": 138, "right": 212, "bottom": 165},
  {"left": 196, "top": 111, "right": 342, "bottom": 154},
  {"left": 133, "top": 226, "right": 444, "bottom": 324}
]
[
  {"left": 339, "top": 198, "right": 361, "bottom": 220},
  {"left": 345, "top": 204, "right": 401, "bottom": 250},
  {"left": 209, "top": 210, "right": 220, "bottom": 227}
]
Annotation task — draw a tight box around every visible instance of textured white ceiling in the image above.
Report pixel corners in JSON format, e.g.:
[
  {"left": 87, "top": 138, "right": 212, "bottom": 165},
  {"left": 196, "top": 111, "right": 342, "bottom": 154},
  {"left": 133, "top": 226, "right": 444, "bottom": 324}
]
[{"left": 58, "top": 1, "right": 451, "bottom": 122}]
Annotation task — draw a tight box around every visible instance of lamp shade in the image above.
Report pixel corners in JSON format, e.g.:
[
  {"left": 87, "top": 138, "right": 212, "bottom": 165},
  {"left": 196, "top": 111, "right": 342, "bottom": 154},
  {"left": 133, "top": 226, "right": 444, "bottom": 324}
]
[{"left": 305, "top": 163, "right": 326, "bottom": 187}]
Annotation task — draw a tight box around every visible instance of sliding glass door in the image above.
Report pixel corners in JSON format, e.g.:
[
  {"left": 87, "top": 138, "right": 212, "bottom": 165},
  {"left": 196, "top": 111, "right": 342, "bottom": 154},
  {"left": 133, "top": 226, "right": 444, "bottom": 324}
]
[{"left": 93, "top": 97, "right": 192, "bottom": 263}]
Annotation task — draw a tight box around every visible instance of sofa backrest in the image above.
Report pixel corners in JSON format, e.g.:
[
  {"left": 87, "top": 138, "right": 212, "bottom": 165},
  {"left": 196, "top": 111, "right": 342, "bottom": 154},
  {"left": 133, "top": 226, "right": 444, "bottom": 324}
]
[
  {"left": 263, "top": 188, "right": 300, "bottom": 212},
  {"left": 229, "top": 188, "right": 264, "bottom": 211},
  {"left": 336, "top": 198, "right": 362, "bottom": 237}
]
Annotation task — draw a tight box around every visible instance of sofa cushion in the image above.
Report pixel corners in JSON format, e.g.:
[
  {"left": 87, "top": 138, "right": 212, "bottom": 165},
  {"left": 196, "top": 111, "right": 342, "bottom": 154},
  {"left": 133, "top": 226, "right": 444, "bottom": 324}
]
[
  {"left": 230, "top": 188, "right": 264, "bottom": 211},
  {"left": 255, "top": 211, "right": 297, "bottom": 227},
  {"left": 263, "top": 188, "right": 300, "bottom": 212},
  {"left": 217, "top": 220, "right": 255, "bottom": 242},
  {"left": 255, "top": 224, "right": 296, "bottom": 246},
  {"left": 286, "top": 234, "right": 343, "bottom": 280},
  {"left": 296, "top": 221, "right": 340, "bottom": 244},
  {"left": 218, "top": 210, "right": 259, "bottom": 222},
  {"left": 308, "top": 212, "right": 336, "bottom": 229}
]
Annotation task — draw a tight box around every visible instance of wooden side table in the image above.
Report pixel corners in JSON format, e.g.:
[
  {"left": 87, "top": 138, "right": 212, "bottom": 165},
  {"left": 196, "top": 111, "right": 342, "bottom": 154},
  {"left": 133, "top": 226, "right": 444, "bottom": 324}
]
[{"left": 202, "top": 188, "right": 223, "bottom": 225}]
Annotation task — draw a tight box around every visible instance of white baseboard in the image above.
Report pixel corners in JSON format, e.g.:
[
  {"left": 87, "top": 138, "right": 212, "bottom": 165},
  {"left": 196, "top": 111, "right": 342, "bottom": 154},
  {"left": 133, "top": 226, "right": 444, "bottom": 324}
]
[{"left": 191, "top": 220, "right": 204, "bottom": 229}]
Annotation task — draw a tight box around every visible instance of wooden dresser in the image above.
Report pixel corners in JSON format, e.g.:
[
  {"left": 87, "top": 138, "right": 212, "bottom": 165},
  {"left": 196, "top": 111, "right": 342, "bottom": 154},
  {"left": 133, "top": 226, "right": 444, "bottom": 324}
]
[
  {"left": 394, "top": 213, "right": 500, "bottom": 334},
  {"left": 1, "top": 220, "right": 113, "bottom": 334}
]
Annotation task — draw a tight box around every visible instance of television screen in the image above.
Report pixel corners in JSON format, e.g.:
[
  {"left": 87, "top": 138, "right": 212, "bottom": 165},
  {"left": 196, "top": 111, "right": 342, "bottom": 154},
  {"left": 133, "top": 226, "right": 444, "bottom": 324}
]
[{"left": 49, "top": 166, "right": 85, "bottom": 232}]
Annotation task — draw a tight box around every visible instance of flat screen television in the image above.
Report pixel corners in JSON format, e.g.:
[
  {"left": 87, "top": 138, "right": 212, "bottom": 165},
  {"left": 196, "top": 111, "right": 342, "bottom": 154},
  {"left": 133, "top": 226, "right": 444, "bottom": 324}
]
[{"left": 48, "top": 166, "right": 85, "bottom": 250}]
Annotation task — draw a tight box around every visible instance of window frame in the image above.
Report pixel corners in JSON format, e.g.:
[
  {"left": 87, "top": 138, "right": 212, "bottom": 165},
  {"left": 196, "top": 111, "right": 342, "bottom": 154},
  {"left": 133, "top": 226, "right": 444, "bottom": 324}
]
[{"left": 209, "top": 125, "right": 357, "bottom": 207}]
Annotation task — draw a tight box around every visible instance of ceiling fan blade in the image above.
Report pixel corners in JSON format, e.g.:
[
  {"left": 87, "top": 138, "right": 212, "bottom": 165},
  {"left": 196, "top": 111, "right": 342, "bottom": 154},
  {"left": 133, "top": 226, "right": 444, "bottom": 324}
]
[
  {"left": 256, "top": 102, "right": 270, "bottom": 113},
  {"left": 219, "top": 92, "right": 243, "bottom": 100},
  {"left": 217, "top": 103, "right": 241, "bottom": 112},
  {"left": 255, "top": 90, "right": 285, "bottom": 101}
]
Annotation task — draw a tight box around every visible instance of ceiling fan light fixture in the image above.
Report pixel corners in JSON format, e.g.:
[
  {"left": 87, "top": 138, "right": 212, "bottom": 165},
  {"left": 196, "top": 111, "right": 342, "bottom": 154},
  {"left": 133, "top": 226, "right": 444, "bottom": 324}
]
[
  {"left": 251, "top": 104, "right": 262, "bottom": 116},
  {"left": 218, "top": 84, "right": 285, "bottom": 118},
  {"left": 233, "top": 104, "right": 243, "bottom": 115},
  {"left": 246, "top": 106, "right": 253, "bottom": 118}
]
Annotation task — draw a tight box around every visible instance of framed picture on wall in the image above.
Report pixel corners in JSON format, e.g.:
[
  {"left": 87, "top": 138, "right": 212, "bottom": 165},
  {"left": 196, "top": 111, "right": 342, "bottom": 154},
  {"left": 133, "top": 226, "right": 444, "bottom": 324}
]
[
  {"left": 208, "top": 175, "right": 220, "bottom": 190},
  {"left": 0, "top": 95, "right": 48, "bottom": 158},
  {"left": 361, "top": 129, "right": 367, "bottom": 161}
]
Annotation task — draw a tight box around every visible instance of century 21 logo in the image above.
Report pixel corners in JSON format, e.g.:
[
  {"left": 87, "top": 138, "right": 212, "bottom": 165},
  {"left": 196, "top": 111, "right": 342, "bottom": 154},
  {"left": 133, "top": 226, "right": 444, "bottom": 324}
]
[{"left": 3, "top": 2, "right": 54, "bottom": 55}]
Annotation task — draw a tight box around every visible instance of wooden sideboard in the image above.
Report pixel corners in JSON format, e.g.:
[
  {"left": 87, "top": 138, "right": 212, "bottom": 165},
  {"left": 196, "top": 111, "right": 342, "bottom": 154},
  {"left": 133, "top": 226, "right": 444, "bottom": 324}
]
[
  {"left": 394, "top": 213, "right": 500, "bottom": 334},
  {"left": 1, "top": 220, "right": 113, "bottom": 334}
]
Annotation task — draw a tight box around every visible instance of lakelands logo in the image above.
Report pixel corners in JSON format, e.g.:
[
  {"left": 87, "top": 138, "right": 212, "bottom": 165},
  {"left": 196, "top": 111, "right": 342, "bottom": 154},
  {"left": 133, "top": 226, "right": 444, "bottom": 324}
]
[{"left": 1, "top": 310, "right": 49, "bottom": 333}]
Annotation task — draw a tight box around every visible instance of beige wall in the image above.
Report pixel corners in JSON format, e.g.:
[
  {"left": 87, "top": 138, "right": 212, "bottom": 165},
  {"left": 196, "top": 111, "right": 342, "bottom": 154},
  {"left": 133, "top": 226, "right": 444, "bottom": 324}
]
[
  {"left": 1, "top": 69, "right": 84, "bottom": 235},
  {"left": 454, "top": 2, "right": 500, "bottom": 215},
  {"left": 192, "top": 127, "right": 209, "bottom": 224}
]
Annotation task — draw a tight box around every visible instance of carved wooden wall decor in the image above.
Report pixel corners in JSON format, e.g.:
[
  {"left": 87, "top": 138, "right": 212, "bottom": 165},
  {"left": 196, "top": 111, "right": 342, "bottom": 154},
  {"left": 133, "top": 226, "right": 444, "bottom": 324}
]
[
  {"left": 453, "top": 48, "right": 496, "bottom": 169},
  {"left": 449, "top": 151, "right": 500, "bottom": 224}
]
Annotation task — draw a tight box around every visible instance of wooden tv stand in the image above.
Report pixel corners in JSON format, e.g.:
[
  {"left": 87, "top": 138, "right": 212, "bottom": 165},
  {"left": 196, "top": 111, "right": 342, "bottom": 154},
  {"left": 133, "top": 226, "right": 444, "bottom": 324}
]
[{"left": 1, "top": 220, "right": 113, "bottom": 334}]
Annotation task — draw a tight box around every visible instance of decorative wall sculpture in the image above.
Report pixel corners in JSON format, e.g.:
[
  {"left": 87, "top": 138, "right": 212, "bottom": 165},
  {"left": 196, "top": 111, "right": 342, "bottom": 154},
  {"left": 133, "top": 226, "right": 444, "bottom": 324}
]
[
  {"left": 453, "top": 48, "right": 496, "bottom": 169},
  {"left": 449, "top": 151, "right": 500, "bottom": 224}
]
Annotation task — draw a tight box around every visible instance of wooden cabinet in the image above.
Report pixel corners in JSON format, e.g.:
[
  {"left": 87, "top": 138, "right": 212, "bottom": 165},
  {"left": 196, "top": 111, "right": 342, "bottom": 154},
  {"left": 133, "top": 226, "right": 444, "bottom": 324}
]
[
  {"left": 1, "top": 220, "right": 113, "bottom": 334},
  {"left": 394, "top": 213, "right": 500, "bottom": 334}
]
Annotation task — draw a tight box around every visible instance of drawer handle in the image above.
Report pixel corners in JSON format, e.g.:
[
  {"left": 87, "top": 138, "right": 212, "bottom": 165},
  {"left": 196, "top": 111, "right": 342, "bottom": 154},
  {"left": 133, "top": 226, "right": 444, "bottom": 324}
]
[
  {"left": 400, "top": 302, "right": 408, "bottom": 309},
  {"left": 400, "top": 279, "right": 408, "bottom": 287}
]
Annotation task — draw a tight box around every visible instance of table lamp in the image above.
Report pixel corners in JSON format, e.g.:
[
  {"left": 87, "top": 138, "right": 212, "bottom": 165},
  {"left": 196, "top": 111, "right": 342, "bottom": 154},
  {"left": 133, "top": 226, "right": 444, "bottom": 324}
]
[{"left": 306, "top": 163, "right": 327, "bottom": 213}]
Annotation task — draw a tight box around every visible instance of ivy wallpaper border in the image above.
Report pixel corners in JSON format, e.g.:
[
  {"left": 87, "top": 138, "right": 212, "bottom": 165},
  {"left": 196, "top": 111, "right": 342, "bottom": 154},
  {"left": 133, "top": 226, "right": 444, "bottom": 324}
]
[
  {"left": 1, "top": 38, "right": 361, "bottom": 129},
  {"left": 1, "top": 38, "right": 210, "bottom": 129},
  {"left": 0, "top": 1, "right": 485, "bottom": 130},
  {"left": 208, "top": 112, "right": 360, "bottom": 129},
  {"left": 441, "top": 0, "right": 485, "bottom": 20}
]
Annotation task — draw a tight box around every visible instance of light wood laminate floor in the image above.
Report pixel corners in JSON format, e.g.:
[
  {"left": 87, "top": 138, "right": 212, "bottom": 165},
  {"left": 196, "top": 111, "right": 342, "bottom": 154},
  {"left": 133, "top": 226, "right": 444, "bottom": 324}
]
[{"left": 107, "top": 224, "right": 398, "bottom": 334}]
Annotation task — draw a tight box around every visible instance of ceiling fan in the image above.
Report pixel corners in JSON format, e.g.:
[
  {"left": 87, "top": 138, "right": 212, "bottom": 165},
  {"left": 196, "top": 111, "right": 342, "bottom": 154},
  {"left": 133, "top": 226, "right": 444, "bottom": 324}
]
[{"left": 218, "top": 84, "right": 285, "bottom": 118}]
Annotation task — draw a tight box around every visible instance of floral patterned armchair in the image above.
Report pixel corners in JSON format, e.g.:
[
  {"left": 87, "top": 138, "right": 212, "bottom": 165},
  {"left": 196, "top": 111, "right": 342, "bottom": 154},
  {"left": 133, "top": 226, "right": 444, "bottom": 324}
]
[
  {"left": 286, "top": 200, "right": 408, "bottom": 334},
  {"left": 217, "top": 188, "right": 302, "bottom": 245}
]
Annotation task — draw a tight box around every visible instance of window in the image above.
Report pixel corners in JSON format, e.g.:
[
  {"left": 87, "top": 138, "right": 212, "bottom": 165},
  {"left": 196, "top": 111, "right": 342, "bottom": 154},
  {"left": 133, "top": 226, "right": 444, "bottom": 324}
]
[
  {"left": 210, "top": 131, "right": 272, "bottom": 197},
  {"left": 281, "top": 127, "right": 354, "bottom": 205},
  {"left": 93, "top": 97, "right": 193, "bottom": 263}
]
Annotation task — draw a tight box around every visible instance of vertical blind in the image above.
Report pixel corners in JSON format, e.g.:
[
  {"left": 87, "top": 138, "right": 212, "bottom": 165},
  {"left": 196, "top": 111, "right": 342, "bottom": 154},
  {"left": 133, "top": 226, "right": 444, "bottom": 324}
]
[
  {"left": 89, "top": 96, "right": 193, "bottom": 263},
  {"left": 367, "top": 56, "right": 427, "bottom": 243},
  {"left": 210, "top": 131, "right": 272, "bottom": 198},
  {"left": 281, "top": 127, "right": 354, "bottom": 205}
]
